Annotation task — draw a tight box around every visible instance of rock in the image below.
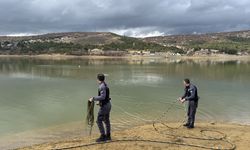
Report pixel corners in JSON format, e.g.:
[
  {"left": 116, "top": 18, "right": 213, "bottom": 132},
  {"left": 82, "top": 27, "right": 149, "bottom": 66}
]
[{"left": 210, "top": 122, "right": 216, "bottom": 125}]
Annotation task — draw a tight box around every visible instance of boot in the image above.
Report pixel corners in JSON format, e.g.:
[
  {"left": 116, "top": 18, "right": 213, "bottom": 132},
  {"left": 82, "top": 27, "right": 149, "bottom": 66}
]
[
  {"left": 183, "top": 123, "right": 190, "bottom": 127},
  {"left": 187, "top": 124, "right": 194, "bottom": 129},
  {"left": 96, "top": 134, "right": 106, "bottom": 142},
  {"left": 106, "top": 133, "right": 111, "bottom": 141}
]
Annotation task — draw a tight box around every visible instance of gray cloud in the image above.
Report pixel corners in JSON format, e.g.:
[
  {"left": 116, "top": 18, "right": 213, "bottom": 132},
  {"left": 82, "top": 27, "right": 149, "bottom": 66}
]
[{"left": 0, "top": 0, "right": 250, "bottom": 37}]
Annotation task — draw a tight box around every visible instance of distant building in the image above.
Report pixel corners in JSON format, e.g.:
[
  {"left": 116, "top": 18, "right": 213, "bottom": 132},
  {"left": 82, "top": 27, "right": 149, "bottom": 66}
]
[
  {"left": 89, "top": 49, "right": 104, "bottom": 55},
  {"left": 210, "top": 49, "right": 219, "bottom": 54},
  {"left": 128, "top": 50, "right": 142, "bottom": 55},
  {"left": 142, "top": 50, "right": 150, "bottom": 55},
  {"left": 194, "top": 49, "right": 210, "bottom": 56}
]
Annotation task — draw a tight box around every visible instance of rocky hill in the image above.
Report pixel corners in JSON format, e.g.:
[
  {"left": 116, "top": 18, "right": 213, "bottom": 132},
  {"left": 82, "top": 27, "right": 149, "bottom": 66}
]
[
  {"left": 0, "top": 30, "right": 250, "bottom": 56},
  {"left": 0, "top": 32, "right": 121, "bottom": 45},
  {"left": 144, "top": 30, "right": 250, "bottom": 55},
  {"left": 144, "top": 30, "right": 250, "bottom": 44},
  {"left": 0, "top": 32, "right": 175, "bottom": 55}
]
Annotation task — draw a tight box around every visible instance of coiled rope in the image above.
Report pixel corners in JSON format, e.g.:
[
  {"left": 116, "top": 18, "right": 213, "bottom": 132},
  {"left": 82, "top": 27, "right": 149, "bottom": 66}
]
[
  {"left": 53, "top": 100, "right": 236, "bottom": 150},
  {"left": 86, "top": 101, "right": 95, "bottom": 136}
]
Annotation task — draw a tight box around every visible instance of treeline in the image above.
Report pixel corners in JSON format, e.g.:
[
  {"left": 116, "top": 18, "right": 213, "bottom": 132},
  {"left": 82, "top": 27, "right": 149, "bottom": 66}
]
[
  {"left": 0, "top": 36, "right": 184, "bottom": 55},
  {"left": 100, "top": 36, "right": 172, "bottom": 52},
  {"left": 0, "top": 41, "right": 88, "bottom": 55},
  {"left": 186, "top": 36, "right": 250, "bottom": 55},
  {"left": 17, "top": 41, "right": 86, "bottom": 53},
  {"left": 227, "top": 36, "right": 250, "bottom": 42}
]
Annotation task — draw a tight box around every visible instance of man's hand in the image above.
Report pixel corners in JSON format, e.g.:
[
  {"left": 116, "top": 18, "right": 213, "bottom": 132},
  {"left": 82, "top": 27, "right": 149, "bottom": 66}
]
[
  {"left": 89, "top": 97, "right": 93, "bottom": 102},
  {"left": 178, "top": 97, "right": 185, "bottom": 103},
  {"left": 178, "top": 97, "right": 182, "bottom": 101},
  {"left": 180, "top": 98, "right": 186, "bottom": 103}
]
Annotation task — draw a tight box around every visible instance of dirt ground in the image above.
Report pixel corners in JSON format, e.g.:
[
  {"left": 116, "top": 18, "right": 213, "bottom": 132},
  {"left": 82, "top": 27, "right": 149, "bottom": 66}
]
[{"left": 18, "top": 122, "right": 250, "bottom": 150}]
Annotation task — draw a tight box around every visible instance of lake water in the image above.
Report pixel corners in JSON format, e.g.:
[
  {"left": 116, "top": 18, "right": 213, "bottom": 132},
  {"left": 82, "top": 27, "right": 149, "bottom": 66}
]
[{"left": 0, "top": 57, "right": 250, "bottom": 149}]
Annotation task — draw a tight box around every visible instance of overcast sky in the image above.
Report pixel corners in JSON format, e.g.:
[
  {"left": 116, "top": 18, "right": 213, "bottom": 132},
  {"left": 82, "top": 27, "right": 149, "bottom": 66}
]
[{"left": 0, "top": 0, "right": 250, "bottom": 37}]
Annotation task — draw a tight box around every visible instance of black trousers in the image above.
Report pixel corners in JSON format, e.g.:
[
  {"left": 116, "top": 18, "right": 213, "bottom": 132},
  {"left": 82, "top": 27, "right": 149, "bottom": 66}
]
[
  {"left": 187, "top": 101, "right": 198, "bottom": 126},
  {"left": 96, "top": 102, "right": 111, "bottom": 135}
]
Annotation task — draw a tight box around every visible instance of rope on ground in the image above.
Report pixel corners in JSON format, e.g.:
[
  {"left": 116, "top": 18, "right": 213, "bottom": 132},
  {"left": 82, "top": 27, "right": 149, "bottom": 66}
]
[
  {"left": 52, "top": 138, "right": 235, "bottom": 150},
  {"left": 151, "top": 100, "right": 236, "bottom": 150},
  {"left": 54, "top": 100, "right": 236, "bottom": 150}
]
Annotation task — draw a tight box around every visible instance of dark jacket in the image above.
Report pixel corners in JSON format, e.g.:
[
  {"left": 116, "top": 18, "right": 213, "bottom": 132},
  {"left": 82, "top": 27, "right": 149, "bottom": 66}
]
[
  {"left": 93, "top": 82, "right": 110, "bottom": 106},
  {"left": 182, "top": 84, "right": 199, "bottom": 102}
]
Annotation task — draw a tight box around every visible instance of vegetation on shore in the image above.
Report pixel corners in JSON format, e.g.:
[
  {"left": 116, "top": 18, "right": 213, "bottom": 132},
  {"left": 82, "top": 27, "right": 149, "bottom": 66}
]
[{"left": 185, "top": 36, "right": 250, "bottom": 55}]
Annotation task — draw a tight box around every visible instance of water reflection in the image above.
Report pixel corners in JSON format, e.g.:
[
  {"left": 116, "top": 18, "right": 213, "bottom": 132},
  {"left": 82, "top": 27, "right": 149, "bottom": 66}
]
[{"left": 0, "top": 57, "right": 249, "bottom": 81}]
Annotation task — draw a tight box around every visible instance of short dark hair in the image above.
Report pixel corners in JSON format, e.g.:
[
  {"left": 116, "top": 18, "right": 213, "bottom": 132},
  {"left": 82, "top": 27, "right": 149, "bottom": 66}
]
[
  {"left": 97, "top": 73, "right": 105, "bottom": 81},
  {"left": 184, "top": 78, "right": 190, "bottom": 84}
]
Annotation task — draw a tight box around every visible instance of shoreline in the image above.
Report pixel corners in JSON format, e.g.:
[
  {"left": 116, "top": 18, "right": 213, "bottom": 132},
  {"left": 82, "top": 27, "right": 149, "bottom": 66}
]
[
  {"left": 16, "top": 122, "right": 250, "bottom": 150},
  {"left": 0, "top": 54, "right": 250, "bottom": 61}
]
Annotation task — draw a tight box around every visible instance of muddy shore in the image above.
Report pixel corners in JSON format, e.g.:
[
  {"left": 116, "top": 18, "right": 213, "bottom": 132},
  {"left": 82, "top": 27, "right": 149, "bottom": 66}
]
[{"left": 18, "top": 122, "right": 250, "bottom": 150}]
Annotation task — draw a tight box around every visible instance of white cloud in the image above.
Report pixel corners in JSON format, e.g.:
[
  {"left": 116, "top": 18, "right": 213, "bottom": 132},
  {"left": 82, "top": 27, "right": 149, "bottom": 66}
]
[
  {"left": 5, "top": 33, "right": 39, "bottom": 37},
  {"left": 110, "top": 27, "right": 165, "bottom": 38}
]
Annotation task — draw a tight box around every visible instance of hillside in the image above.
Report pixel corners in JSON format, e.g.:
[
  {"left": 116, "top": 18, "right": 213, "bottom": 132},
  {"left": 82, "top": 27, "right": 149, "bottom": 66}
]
[
  {"left": 0, "top": 30, "right": 250, "bottom": 56},
  {"left": 0, "top": 32, "right": 121, "bottom": 45},
  {"left": 0, "top": 32, "right": 174, "bottom": 55},
  {"left": 144, "top": 30, "right": 250, "bottom": 55}
]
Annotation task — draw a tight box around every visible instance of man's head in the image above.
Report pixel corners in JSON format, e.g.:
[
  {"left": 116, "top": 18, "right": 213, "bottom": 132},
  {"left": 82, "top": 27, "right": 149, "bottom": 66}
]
[
  {"left": 183, "top": 78, "right": 190, "bottom": 87},
  {"left": 97, "top": 73, "right": 105, "bottom": 83}
]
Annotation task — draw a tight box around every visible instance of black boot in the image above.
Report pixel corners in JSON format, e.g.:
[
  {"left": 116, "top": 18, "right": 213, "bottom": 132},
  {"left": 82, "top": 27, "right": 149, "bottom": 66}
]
[
  {"left": 183, "top": 123, "right": 190, "bottom": 127},
  {"left": 187, "top": 124, "right": 194, "bottom": 129},
  {"left": 106, "top": 133, "right": 111, "bottom": 141},
  {"left": 96, "top": 134, "right": 106, "bottom": 142}
]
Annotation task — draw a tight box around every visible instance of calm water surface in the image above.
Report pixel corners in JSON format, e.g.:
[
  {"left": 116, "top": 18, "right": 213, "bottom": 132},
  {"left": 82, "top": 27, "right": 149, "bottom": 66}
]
[{"left": 0, "top": 57, "right": 249, "bottom": 149}]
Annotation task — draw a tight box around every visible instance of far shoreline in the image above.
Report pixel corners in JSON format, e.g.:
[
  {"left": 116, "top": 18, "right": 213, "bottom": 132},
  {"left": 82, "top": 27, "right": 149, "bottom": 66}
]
[{"left": 0, "top": 54, "right": 250, "bottom": 61}]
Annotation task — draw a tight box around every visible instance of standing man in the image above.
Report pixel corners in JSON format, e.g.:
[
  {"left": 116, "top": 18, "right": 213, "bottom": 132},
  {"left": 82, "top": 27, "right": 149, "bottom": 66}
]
[
  {"left": 89, "top": 73, "right": 111, "bottom": 142},
  {"left": 179, "top": 78, "right": 199, "bottom": 129}
]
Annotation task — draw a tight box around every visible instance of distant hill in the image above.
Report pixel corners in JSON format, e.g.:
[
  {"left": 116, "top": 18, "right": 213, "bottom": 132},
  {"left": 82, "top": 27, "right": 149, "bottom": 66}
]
[
  {"left": 144, "top": 30, "right": 250, "bottom": 54},
  {"left": 144, "top": 30, "right": 250, "bottom": 44},
  {"left": 0, "top": 30, "right": 250, "bottom": 55},
  {"left": 0, "top": 32, "right": 122, "bottom": 45},
  {"left": 0, "top": 32, "right": 175, "bottom": 55}
]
